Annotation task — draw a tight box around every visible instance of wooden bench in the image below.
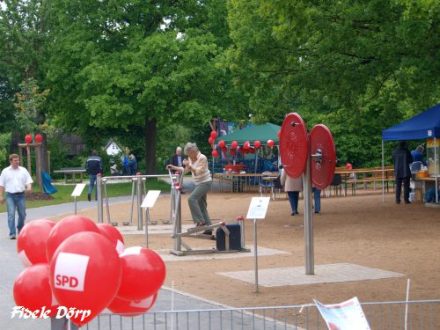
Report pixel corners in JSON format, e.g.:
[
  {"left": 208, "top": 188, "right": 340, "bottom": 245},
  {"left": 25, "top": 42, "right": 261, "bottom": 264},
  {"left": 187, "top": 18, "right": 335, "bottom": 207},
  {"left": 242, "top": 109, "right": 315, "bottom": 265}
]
[
  {"left": 335, "top": 166, "right": 395, "bottom": 195},
  {"left": 53, "top": 167, "right": 86, "bottom": 183},
  {"left": 346, "top": 167, "right": 395, "bottom": 193}
]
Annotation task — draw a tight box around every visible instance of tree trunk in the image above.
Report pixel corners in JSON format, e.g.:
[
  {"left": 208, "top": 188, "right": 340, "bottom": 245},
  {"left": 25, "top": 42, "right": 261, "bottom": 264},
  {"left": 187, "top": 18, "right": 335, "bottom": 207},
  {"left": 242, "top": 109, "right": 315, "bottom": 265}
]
[{"left": 144, "top": 117, "right": 157, "bottom": 174}]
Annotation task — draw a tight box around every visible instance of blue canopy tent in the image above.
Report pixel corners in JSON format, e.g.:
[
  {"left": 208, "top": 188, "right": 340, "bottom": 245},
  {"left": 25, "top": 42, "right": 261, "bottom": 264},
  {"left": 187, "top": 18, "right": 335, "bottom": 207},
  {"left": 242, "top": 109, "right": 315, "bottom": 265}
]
[
  {"left": 382, "top": 104, "right": 440, "bottom": 203},
  {"left": 382, "top": 104, "right": 440, "bottom": 141}
]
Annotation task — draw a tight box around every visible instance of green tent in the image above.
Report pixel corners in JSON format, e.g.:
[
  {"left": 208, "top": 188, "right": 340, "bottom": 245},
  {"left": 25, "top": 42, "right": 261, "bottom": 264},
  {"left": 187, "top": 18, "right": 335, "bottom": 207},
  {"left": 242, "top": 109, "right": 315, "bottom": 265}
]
[{"left": 215, "top": 123, "right": 280, "bottom": 145}]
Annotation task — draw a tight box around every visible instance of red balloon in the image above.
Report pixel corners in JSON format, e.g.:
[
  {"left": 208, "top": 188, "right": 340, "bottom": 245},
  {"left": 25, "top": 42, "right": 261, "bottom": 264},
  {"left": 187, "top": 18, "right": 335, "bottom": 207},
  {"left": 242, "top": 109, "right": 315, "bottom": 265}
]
[
  {"left": 117, "top": 247, "right": 166, "bottom": 301},
  {"left": 210, "top": 131, "right": 218, "bottom": 139},
  {"left": 108, "top": 293, "right": 158, "bottom": 316},
  {"left": 267, "top": 139, "right": 275, "bottom": 148},
  {"left": 17, "top": 219, "right": 56, "bottom": 266},
  {"left": 24, "top": 134, "right": 32, "bottom": 144},
  {"left": 35, "top": 133, "right": 43, "bottom": 144},
  {"left": 212, "top": 149, "right": 219, "bottom": 158},
  {"left": 46, "top": 215, "right": 100, "bottom": 262},
  {"left": 13, "top": 264, "right": 58, "bottom": 318},
  {"left": 97, "top": 223, "right": 125, "bottom": 255},
  {"left": 346, "top": 162, "right": 353, "bottom": 170},
  {"left": 243, "top": 141, "right": 250, "bottom": 150},
  {"left": 218, "top": 140, "right": 225, "bottom": 148},
  {"left": 254, "top": 140, "right": 261, "bottom": 149},
  {"left": 208, "top": 137, "right": 215, "bottom": 145},
  {"left": 50, "top": 232, "right": 122, "bottom": 326},
  {"left": 231, "top": 141, "right": 238, "bottom": 149}
]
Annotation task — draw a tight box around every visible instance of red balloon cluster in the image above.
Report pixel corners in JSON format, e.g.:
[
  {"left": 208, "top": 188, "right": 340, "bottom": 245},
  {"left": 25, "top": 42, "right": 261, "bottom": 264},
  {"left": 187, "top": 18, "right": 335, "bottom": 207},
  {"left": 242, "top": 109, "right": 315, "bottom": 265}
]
[
  {"left": 13, "top": 215, "right": 166, "bottom": 326},
  {"left": 208, "top": 131, "right": 220, "bottom": 157}
]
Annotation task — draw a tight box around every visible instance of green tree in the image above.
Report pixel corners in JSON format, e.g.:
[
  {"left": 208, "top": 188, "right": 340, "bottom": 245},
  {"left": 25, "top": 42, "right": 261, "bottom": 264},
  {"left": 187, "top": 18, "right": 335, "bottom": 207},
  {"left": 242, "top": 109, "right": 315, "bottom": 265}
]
[
  {"left": 45, "top": 0, "right": 245, "bottom": 173},
  {"left": 227, "top": 0, "right": 440, "bottom": 165},
  {"left": 0, "top": 0, "right": 50, "bottom": 152},
  {"left": 14, "top": 78, "right": 49, "bottom": 133}
]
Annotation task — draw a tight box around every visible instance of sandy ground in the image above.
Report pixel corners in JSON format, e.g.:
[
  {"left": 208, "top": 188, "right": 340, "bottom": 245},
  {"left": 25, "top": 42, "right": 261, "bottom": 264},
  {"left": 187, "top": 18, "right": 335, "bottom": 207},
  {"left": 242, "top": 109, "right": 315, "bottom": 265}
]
[{"left": 51, "top": 190, "right": 440, "bottom": 309}]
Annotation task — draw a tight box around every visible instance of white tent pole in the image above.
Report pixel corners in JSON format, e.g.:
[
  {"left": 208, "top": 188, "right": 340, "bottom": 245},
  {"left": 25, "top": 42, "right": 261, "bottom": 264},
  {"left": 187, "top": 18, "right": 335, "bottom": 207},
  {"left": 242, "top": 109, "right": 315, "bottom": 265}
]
[{"left": 382, "top": 139, "right": 385, "bottom": 203}]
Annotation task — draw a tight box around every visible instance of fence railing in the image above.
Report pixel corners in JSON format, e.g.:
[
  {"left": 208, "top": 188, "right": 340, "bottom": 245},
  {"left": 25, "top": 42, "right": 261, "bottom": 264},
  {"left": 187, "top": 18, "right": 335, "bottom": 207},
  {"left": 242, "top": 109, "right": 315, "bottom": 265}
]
[{"left": 84, "top": 299, "right": 440, "bottom": 330}]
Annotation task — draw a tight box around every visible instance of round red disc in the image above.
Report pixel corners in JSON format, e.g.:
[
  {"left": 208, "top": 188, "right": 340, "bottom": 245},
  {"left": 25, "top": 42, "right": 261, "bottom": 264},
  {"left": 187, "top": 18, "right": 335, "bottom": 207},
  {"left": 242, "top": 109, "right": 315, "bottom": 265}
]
[
  {"left": 310, "top": 124, "right": 336, "bottom": 189},
  {"left": 279, "top": 113, "right": 308, "bottom": 178}
]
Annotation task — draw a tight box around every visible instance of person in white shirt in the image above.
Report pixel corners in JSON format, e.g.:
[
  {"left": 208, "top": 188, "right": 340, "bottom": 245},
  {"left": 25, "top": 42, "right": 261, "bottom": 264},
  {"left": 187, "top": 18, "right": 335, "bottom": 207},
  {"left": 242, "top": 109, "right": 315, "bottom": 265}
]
[
  {"left": 167, "top": 143, "right": 213, "bottom": 235},
  {"left": 0, "top": 154, "right": 33, "bottom": 239}
]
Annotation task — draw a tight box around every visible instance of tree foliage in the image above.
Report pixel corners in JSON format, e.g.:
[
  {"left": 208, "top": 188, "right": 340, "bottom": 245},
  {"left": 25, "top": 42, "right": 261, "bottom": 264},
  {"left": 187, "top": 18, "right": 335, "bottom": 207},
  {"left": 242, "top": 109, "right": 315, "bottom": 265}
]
[
  {"left": 226, "top": 0, "right": 440, "bottom": 165},
  {"left": 44, "top": 0, "right": 243, "bottom": 172},
  {"left": 2, "top": 1, "right": 440, "bottom": 169}
]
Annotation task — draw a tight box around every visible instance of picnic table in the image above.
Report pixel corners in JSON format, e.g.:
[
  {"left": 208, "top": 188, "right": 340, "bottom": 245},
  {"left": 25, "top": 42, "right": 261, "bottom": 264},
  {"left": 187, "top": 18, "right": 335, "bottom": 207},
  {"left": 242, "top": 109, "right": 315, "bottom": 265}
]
[{"left": 53, "top": 167, "right": 86, "bottom": 183}]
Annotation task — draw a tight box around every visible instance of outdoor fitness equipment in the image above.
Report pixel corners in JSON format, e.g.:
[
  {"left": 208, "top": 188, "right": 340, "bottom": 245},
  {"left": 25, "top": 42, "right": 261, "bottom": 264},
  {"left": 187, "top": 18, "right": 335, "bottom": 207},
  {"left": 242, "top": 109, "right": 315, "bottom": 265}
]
[
  {"left": 168, "top": 169, "right": 248, "bottom": 256},
  {"left": 96, "top": 171, "right": 248, "bottom": 256},
  {"left": 279, "top": 113, "right": 336, "bottom": 275},
  {"left": 97, "top": 174, "right": 168, "bottom": 230}
]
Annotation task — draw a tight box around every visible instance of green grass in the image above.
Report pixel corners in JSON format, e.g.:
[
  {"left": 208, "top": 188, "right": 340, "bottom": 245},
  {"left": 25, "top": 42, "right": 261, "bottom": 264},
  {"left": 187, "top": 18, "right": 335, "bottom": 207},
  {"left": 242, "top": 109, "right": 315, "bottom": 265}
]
[{"left": 0, "top": 179, "right": 171, "bottom": 212}]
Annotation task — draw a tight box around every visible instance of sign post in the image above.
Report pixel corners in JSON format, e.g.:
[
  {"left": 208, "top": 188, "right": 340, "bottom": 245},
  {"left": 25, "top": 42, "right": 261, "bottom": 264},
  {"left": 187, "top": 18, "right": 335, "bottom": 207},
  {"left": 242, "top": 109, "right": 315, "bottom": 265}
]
[
  {"left": 141, "top": 190, "right": 161, "bottom": 247},
  {"left": 246, "top": 196, "right": 270, "bottom": 293},
  {"left": 71, "top": 184, "right": 86, "bottom": 214}
]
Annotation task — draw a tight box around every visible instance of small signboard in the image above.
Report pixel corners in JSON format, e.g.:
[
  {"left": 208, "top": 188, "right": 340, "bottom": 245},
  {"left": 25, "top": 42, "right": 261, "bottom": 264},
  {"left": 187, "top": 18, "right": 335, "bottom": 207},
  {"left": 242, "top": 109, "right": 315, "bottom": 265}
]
[
  {"left": 246, "top": 197, "right": 270, "bottom": 220},
  {"left": 71, "top": 184, "right": 86, "bottom": 197},
  {"left": 141, "top": 190, "right": 161, "bottom": 208}
]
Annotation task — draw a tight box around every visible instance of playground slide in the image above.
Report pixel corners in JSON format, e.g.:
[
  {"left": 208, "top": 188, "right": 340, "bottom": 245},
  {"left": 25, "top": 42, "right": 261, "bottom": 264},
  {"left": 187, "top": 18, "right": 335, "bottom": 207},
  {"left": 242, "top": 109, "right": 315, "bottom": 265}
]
[{"left": 42, "top": 171, "right": 58, "bottom": 195}]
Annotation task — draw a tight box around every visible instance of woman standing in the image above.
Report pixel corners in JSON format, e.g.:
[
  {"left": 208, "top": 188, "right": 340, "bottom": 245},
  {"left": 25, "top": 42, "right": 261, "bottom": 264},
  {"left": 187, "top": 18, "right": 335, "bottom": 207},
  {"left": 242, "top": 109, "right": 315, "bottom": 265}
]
[
  {"left": 280, "top": 168, "right": 303, "bottom": 216},
  {"left": 167, "top": 142, "right": 213, "bottom": 234}
]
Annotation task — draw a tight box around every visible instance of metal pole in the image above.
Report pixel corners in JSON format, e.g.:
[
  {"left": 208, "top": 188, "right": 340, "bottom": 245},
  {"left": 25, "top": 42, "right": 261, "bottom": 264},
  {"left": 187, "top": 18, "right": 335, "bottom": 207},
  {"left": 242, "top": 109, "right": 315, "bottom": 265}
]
[
  {"left": 173, "top": 187, "right": 182, "bottom": 252},
  {"left": 74, "top": 196, "right": 77, "bottom": 215},
  {"left": 303, "top": 155, "right": 314, "bottom": 275},
  {"left": 253, "top": 219, "right": 259, "bottom": 293},
  {"left": 435, "top": 137, "right": 438, "bottom": 203},
  {"left": 129, "top": 180, "right": 136, "bottom": 225},
  {"left": 239, "top": 219, "right": 245, "bottom": 249},
  {"left": 97, "top": 174, "right": 103, "bottom": 223},
  {"left": 103, "top": 179, "right": 111, "bottom": 223},
  {"left": 145, "top": 208, "right": 150, "bottom": 248},
  {"left": 136, "top": 176, "right": 143, "bottom": 231},
  {"left": 382, "top": 140, "right": 385, "bottom": 203}
]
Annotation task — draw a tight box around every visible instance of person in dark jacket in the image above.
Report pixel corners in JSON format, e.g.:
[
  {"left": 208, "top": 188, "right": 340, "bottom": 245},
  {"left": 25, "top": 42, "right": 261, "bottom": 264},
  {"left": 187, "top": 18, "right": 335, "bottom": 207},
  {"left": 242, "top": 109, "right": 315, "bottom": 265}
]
[
  {"left": 392, "top": 141, "right": 413, "bottom": 204},
  {"left": 170, "top": 147, "right": 183, "bottom": 169},
  {"left": 85, "top": 150, "right": 103, "bottom": 201}
]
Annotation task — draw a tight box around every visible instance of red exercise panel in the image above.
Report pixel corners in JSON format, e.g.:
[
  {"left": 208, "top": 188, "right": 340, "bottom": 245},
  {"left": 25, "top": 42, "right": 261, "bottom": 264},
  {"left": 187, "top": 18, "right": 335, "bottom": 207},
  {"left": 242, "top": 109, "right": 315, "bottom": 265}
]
[
  {"left": 279, "top": 113, "right": 308, "bottom": 178},
  {"left": 310, "top": 124, "right": 336, "bottom": 189}
]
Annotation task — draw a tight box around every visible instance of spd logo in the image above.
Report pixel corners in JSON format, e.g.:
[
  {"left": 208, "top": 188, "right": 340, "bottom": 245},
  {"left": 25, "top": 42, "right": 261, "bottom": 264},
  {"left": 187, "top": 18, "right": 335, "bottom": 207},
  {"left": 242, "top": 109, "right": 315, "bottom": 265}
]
[{"left": 54, "top": 252, "right": 89, "bottom": 292}]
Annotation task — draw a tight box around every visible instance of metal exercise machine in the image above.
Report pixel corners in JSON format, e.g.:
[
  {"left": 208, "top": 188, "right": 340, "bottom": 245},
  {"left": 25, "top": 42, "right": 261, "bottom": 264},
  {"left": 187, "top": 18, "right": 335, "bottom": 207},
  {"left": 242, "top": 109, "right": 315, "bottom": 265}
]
[{"left": 168, "top": 169, "right": 248, "bottom": 256}]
